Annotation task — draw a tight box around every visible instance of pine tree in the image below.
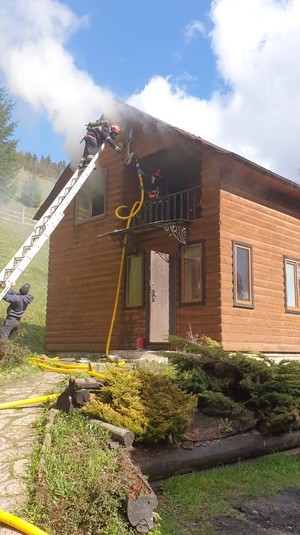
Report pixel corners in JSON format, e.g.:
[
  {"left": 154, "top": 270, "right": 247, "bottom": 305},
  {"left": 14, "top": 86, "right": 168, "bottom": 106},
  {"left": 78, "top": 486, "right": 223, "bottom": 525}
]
[{"left": 0, "top": 86, "right": 18, "bottom": 201}]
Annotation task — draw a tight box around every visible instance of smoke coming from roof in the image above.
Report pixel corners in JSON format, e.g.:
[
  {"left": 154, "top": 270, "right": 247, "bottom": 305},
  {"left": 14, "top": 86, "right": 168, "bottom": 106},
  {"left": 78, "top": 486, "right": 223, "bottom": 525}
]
[
  {"left": 1, "top": 0, "right": 300, "bottom": 181},
  {"left": 0, "top": 0, "right": 120, "bottom": 163}
]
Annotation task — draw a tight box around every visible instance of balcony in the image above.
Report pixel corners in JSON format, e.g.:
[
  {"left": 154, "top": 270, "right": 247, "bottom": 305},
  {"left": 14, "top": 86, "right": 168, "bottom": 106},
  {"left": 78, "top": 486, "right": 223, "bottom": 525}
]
[
  {"left": 132, "top": 185, "right": 201, "bottom": 227},
  {"left": 97, "top": 185, "right": 200, "bottom": 246}
]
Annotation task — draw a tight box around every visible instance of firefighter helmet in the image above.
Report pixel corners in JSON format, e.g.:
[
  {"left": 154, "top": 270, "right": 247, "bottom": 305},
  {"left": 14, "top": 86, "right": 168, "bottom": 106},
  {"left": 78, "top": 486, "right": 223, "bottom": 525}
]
[{"left": 111, "top": 124, "right": 121, "bottom": 135}]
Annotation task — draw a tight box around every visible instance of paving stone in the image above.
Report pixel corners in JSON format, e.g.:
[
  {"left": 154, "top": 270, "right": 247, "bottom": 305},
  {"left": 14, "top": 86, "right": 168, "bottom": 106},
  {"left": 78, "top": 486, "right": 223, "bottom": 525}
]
[{"left": 0, "top": 371, "right": 66, "bottom": 534}]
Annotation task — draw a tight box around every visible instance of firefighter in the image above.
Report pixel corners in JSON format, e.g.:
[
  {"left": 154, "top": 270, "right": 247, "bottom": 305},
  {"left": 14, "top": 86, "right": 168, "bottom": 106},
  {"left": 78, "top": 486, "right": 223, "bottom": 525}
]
[
  {"left": 148, "top": 168, "right": 167, "bottom": 200},
  {"left": 78, "top": 118, "right": 122, "bottom": 169},
  {"left": 0, "top": 283, "right": 34, "bottom": 340}
]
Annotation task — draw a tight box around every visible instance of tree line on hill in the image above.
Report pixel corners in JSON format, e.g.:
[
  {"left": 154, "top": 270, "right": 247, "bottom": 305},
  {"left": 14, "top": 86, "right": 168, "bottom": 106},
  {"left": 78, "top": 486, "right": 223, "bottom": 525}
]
[{"left": 0, "top": 85, "right": 67, "bottom": 208}]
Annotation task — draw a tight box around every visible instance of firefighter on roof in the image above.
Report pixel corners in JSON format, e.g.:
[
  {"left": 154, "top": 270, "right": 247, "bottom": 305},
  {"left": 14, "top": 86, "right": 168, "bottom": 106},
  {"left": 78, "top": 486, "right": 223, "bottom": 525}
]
[{"left": 78, "top": 118, "right": 122, "bottom": 169}]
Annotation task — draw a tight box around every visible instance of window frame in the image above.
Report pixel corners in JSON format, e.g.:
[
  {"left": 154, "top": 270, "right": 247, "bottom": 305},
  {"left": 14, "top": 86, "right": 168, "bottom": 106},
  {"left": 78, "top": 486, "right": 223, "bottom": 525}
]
[
  {"left": 125, "top": 252, "right": 145, "bottom": 309},
  {"left": 179, "top": 240, "right": 205, "bottom": 306},
  {"left": 232, "top": 241, "right": 254, "bottom": 309},
  {"left": 75, "top": 167, "right": 107, "bottom": 224},
  {"left": 284, "top": 256, "right": 300, "bottom": 314}
]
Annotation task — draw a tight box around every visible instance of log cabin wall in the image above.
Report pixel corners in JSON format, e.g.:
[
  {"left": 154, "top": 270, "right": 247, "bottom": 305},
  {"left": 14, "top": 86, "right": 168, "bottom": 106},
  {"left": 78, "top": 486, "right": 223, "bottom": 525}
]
[
  {"left": 121, "top": 147, "right": 223, "bottom": 348},
  {"left": 45, "top": 108, "right": 300, "bottom": 354},
  {"left": 45, "top": 117, "right": 224, "bottom": 352},
  {"left": 174, "top": 151, "right": 222, "bottom": 343},
  {"left": 220, "top": 162, "right": 300, "bottom": 352},
  {"left": 44, "top": 117, "right": 199, "bottom": 352},
  {"left": 45, "top": 145, "right": 128, "bottom": 352}
]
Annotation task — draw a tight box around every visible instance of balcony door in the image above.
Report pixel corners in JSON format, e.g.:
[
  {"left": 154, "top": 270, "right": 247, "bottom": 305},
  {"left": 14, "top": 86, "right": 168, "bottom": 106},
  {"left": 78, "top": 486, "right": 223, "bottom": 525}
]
[{"left": 149, "top": 251, "right": 170, "bottom": 343}]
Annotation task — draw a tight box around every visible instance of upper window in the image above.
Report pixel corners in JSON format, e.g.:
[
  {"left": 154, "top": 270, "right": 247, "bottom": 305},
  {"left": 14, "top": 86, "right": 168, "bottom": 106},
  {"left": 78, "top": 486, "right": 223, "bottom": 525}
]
[
  {"left": 233, "top": 242, "right": 254, "bottom": 308},
  {"left": 75, "top": 167, "right": 106, "bottom": 223},
  {"left": 126, "top": 254, "right": 144, "bottom": 308},
  {"left": 180, "top": 241, "right": 204, "bottom": 304},
  {"left": 284, "top": 257, "right": 300, "bottom": 312}
]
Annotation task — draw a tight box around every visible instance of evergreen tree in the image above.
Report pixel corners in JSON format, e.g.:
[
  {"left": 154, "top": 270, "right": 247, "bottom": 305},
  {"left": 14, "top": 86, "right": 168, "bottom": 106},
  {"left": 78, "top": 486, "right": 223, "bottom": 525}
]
[
  {"left": 0, "top": 86, "right": 18, "bottom": 201},
  {"left": 20, "top": 177, "right": 42, "bottom": 208}
]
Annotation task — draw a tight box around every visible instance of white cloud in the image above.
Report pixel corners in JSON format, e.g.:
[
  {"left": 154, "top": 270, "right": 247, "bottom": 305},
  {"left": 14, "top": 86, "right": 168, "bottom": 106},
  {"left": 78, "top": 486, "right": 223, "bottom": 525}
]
[
  {"left": 184, "top": 20, "right": 206, "bottom": 41},
  {"left": 0, "top": 0, "right": 115, "bottom": 160},
  {"left": 129, "top": 0, "right": 300, "bottom": 181},
  {"left": 0, "top": 0, "right": 300, "bottom": 181}
]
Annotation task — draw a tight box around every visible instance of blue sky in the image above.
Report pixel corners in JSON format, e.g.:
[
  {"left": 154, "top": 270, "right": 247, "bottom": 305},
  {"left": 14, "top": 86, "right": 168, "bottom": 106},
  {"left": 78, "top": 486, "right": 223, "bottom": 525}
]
[{"left": 0, "top": 0, "right": 300, "bottom": 181}]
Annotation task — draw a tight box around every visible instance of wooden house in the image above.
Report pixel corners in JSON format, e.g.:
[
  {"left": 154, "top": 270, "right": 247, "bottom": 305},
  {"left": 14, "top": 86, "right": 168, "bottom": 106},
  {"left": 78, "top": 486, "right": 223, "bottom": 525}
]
[{"left": 35, "top": 103, "right": 300, "bottom": 354}]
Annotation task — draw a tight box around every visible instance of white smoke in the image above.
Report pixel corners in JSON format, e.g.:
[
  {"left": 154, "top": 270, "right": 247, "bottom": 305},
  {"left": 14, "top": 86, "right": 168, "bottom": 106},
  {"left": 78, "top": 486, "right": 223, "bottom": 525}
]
[
  {"left": 1, "top": 0, "right": 300, "bottom": 181},
  {"left": 0, "top": 0, "right": 116, "bottom": 163}
]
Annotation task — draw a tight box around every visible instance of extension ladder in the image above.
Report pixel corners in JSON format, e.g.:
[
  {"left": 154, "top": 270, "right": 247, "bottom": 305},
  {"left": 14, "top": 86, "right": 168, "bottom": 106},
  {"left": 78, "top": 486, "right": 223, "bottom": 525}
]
[{"left": 0, "top": 149, "right": 103, "bottom": 302}]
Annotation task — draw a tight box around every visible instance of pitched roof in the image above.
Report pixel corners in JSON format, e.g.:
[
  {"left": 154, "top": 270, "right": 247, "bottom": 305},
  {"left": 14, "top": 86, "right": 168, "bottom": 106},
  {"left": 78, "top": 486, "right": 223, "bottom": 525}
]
[{"left": 34, "top": 101, "right": 300, "bottom": 220}]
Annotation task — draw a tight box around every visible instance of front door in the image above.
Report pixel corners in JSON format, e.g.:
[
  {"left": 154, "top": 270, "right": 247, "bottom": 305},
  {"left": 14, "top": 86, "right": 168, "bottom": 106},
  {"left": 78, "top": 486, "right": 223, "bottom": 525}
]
[{"left": 149, "top": 250, "right": 170, "bottom": 343}]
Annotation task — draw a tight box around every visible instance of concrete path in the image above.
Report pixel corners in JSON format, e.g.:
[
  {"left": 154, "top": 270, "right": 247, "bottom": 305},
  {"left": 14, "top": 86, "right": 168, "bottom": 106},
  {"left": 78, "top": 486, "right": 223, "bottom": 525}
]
[{"left": 0, "top": 371, "right": 67, "bottom": 534}]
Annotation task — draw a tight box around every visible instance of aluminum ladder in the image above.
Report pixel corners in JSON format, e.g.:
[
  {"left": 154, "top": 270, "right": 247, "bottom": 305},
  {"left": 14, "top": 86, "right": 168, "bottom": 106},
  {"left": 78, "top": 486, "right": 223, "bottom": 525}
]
[{"left": 0, "top": 149, "right": 102, "bottom": 302}]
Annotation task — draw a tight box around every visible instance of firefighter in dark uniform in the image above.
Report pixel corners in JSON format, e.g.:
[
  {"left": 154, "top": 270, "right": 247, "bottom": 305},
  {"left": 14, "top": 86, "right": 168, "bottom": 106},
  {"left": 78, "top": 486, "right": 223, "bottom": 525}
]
[
  {"left": 0, "top": 283, "right": 34, "bottom": 340},
  {"left": 78, "top": 119, "right": 122, "bottom": 169}
]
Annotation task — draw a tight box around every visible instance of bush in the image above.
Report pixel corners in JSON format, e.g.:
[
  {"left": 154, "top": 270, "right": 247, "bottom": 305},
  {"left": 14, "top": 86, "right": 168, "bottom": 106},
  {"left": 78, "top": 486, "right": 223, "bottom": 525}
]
[
  {"left": 82, "top": 366, "right": 197, "bottom": 444},
  {"left": 0, "top": 338, "right": 30, "bottom": 366},
  {"left": 165, "top": 337, "right": 300, "bottom": 434}
]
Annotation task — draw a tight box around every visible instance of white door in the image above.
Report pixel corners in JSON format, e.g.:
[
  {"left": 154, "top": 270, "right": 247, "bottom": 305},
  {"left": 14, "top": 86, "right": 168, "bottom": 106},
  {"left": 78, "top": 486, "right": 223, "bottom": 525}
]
[{"left": 149, "top": 251, "right": 169, "bottom": 342}]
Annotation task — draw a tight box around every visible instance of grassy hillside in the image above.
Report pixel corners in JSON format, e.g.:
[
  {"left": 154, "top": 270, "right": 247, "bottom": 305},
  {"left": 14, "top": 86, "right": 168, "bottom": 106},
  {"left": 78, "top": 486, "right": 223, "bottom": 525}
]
[{"left": 0, "top": 172, "right": 52, "bottom": 353}]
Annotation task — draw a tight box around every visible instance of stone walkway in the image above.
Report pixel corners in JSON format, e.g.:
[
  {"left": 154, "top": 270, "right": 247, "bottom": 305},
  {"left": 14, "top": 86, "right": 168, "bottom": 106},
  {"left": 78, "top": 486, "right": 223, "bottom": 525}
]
[{"left": 0, "top": 371, "right": 67, "bottom": 534}]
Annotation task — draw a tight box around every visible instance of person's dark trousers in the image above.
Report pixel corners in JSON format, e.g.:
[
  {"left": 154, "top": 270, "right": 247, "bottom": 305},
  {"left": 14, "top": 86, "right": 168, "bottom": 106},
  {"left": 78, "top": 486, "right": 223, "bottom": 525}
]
[
  {"left": 0, "top": 317, "right": 20, "bottom": 340},
  {"left": 83, "top": 136, "right": 98, "bottom": 159}
]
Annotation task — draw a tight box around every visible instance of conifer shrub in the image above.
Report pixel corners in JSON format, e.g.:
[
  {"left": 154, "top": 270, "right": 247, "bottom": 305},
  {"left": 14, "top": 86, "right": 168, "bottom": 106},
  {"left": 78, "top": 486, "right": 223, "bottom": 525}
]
[
  {"left": 81, "top": 365, "right": 197, "bottom": 444},
  {"left": 165, "top": 337, "right": 300, "bottom": 434}
]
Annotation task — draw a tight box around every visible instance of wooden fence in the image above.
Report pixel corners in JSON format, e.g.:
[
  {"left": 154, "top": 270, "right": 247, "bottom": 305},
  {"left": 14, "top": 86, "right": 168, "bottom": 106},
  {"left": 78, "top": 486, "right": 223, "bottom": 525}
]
[{"left": 0, "top": 206, "right": 35, "bottom": 227}]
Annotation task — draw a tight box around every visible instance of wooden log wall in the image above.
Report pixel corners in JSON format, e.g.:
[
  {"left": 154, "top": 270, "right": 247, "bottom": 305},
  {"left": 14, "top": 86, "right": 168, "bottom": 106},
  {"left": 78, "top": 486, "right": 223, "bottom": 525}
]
[
  {"left": 220, "top": 167, "right": 300, "bottom": 352},
  {"left": 44, "top": 119, "right": 224, "bottom": 352}
]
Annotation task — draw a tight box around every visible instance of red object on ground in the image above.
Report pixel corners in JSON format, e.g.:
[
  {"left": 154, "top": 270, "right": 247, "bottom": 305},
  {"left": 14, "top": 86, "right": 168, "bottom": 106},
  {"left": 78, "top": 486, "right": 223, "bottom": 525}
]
[{"left": 136, "top": 336, "right": 145, "bottom": 350}]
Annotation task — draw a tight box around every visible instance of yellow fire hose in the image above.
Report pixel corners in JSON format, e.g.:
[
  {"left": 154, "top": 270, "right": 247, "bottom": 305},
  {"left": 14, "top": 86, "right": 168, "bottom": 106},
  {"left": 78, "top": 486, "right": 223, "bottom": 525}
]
[
  {"left": 26, "top": 356, "right": 89, "bottom": 370},
  {"left": 105, "top": 159, "right": 145, "bottom": 364},
  {"left": 0, "top": 394, "right": 59, "bottom": 411},
  {"left": 0, "top": 160, "right": 145, "bottom": 535},
  {"left": 28, "top": 356, "right": 105, "bottom": 376},
  {"left": 0, "top": 510, "right": 49, "bottom": 534}
]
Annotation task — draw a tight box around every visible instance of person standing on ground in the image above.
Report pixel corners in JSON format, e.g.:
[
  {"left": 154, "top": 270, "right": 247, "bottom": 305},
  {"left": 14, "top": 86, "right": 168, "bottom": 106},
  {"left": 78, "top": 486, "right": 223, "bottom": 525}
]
[
  {"left": 0, "top": 283, "right": 34, "bottom": 340},
  {"left": 78, "top": 118, "right": 122, "bottom": 169}
]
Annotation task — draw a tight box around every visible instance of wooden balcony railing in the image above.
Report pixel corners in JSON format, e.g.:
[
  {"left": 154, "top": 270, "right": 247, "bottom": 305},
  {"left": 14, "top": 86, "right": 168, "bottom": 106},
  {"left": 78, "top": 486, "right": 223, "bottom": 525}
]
[{"left": 132, "top": 185, "right": 201, "bottom": 227}]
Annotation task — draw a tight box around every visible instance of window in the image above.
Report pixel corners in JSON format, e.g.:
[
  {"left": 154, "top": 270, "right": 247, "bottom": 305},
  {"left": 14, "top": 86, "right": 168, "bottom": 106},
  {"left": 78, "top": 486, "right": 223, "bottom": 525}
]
[
  {"left": 75, "top": 167, "right": 106, "bottom": 223},
  {"left": 180, "top": 242, "right": 204, "bottom": 304},
  {"left": 126, "top": 254, "right": 144, "bottom": 308},
  {"left": 284, "top": 257, "right": 300, "bottom": 312},
  {"left": 233, "top": 242, "right": 254, "bottom": 308}
]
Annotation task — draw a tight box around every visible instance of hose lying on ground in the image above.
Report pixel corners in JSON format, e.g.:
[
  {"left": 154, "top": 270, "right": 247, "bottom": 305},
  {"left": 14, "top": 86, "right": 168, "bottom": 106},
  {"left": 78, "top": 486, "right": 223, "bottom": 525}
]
[{"left": 0, "top": 509, "right": 49, "bottom": 535}]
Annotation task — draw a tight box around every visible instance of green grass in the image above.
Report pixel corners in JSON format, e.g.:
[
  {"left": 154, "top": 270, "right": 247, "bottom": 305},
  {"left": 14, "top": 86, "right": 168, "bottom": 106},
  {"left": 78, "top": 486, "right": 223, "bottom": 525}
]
[
  {"left": 23, "top": 410, "right": 162, "bottom": 535},
  {"left": 0, "top": 219, "right": 49, "bottom": 353},
  {"left": 158, "top": 453, "right": 300, "bottom": 535}
]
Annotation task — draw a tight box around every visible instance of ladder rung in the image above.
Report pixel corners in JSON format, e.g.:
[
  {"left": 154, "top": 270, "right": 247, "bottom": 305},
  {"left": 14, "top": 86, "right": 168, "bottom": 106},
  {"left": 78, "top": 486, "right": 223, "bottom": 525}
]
[{"left": 35, "top": 225, "right": 46, "bottom": 233}]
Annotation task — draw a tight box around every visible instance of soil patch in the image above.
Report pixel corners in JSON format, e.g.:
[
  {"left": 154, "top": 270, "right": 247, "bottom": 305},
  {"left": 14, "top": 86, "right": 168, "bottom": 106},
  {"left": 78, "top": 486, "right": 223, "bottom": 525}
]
[
  {"left": 214, "top": 487, "right": 300, "bottom": 535},
  {"left": 131, "top": 412, "right": 252, "bottom": 466}
]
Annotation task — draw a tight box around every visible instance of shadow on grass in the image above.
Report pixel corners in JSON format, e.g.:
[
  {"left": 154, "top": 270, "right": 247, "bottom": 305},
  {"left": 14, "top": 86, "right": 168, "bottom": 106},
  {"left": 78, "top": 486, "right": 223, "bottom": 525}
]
[{"left": 10, "top": 322, "right": 45, "bottom": 354}]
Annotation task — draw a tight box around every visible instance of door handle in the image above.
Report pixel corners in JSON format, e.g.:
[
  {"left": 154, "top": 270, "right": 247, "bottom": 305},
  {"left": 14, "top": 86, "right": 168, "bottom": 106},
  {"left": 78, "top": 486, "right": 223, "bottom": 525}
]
[{"left": 151, "top": 289, "right": 157, "bottom": 302}]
